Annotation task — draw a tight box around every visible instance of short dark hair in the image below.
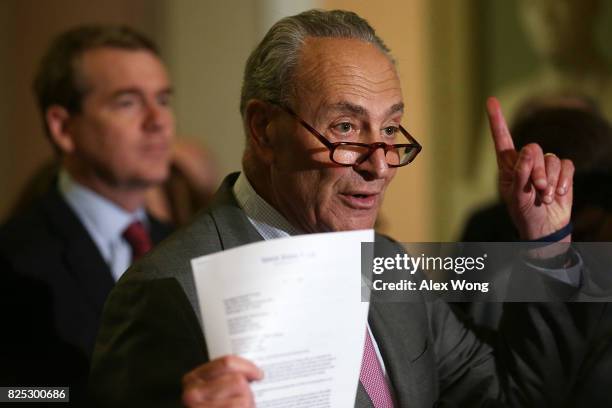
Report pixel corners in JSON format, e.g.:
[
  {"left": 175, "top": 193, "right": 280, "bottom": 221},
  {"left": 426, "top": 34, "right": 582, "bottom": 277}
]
[{"left": 33, "top": 25, "right": 159, "bottom": 143}]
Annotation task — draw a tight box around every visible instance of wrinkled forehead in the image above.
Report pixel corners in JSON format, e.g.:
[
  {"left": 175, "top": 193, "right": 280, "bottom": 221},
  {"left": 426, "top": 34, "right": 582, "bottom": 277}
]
[{"left": 291, "top": 37, "right": 402, "bottom": 117}]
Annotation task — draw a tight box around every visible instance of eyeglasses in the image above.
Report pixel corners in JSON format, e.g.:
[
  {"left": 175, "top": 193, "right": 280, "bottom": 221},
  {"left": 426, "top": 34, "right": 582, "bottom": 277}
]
[{"left": 281, "top": 105, "right": 422, "bottom": 168}]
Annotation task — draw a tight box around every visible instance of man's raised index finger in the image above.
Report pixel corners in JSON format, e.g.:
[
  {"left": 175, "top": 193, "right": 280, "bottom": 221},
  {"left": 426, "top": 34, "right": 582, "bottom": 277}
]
[{"left": 486, "top": 96, "right": 515, "bottom": 155}]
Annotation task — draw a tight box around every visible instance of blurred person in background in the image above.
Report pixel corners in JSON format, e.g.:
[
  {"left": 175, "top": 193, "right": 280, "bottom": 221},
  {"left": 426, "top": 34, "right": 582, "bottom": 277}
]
[
  {"left": 8, "top": 138, "right": 220, "bottom": 228},
  {"left": 0, "top": 25, "right": 175, "bottom": 402}
]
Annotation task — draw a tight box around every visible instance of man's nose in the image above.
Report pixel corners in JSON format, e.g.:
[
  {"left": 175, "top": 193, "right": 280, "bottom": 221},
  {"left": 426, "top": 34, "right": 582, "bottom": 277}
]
[
  {"left": 353, "top": 147, "right": 391, "bottom": 180},
  {"left": 143, "top": 101, "right": 170, "bottom": 132}
]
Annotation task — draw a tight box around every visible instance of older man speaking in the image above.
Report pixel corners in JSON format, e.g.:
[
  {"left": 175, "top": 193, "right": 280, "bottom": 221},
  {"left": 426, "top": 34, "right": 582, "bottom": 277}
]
[{"left": 90, "top": 10, "right": 580, "bottom": 408}]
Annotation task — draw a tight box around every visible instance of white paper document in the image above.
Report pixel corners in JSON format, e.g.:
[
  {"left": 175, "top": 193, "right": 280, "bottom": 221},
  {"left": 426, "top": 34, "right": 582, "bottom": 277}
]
[{"left": 191, "top": 229, "right": 373, "bottom": 407}]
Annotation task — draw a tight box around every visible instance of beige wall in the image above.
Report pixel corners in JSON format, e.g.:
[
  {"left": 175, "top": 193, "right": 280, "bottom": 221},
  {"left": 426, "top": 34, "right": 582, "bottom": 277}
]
[
  {"left": 255, "top": 0, "right": 317, "bottom": 39},
  {"left": 159, "top": 0, "right": 256, "bottom": 178},
  {"left": 323, "top": 0, "right": 433, "bottom": 241},
  {"left": 428, "top": 0, "right": 484, "bottom": 240},
  {"left": 158, "top": 0, "right": 316, "bottom": 178}
]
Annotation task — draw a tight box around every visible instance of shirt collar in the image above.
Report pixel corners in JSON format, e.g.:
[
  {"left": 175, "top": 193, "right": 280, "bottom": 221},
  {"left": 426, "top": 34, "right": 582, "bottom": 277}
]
[
  {"left": 233, "top": 172, "right": 303, "bottom": 240},
  {"left": 58, "top": 170, "right": 147, "bottom": 258}
]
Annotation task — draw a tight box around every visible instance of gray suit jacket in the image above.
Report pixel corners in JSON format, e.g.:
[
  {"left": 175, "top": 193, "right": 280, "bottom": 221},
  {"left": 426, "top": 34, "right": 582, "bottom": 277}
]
[{"left": 89, "top": 173, "right": 599, "bottom": 407}]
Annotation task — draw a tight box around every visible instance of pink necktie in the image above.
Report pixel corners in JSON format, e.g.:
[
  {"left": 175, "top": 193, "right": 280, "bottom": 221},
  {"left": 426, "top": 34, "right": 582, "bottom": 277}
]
[
  {"left": 122, "top": 221, "right": 152, "bottom": 261},
  {"left": 360, "top": 329, "right": 395, "bottom": 408}
]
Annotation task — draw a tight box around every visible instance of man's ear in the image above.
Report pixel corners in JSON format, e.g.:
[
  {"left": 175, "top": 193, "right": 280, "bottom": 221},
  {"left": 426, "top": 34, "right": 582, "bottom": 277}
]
[
  {"left": 245, "top": 99, "right": 277, "bottom": 164},
  {"left": 46, "top": 105, "right": 76, "bottom": 153}
]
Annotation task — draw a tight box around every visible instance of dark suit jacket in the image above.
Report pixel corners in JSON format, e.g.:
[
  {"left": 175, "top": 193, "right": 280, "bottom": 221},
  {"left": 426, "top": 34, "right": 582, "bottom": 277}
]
[
  {"left": 0, "top": 186, "right": 172, "bottom": 402},
  {"left": 89, "top": 173, "right": 602, "bottom": 407}
]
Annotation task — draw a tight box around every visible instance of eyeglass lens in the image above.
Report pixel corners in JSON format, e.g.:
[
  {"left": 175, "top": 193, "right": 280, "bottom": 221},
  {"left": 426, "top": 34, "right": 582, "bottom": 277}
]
[{"left": 332, "top": 144, "right": 418, "bottom": 166}]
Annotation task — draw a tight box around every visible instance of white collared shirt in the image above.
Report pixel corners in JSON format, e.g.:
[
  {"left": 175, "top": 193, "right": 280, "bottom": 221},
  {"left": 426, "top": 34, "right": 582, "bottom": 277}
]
[
  {"left": 232, "top": 172, "right": 303, "bottom": 239},
  {"left": 58, "top": 170, "right": 148, "bottom": 281}
]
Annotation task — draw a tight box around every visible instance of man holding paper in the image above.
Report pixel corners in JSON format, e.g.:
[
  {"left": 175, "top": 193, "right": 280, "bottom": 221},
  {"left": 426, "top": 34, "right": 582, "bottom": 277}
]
[{"left": 90, "top": 9, "right": 584, "bottom": 407}]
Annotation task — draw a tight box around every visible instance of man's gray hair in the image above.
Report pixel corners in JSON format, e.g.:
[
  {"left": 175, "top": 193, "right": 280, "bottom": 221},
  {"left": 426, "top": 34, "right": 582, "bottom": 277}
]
[{"left": 239, "top": 9, "right": 393, "bottom": 117}]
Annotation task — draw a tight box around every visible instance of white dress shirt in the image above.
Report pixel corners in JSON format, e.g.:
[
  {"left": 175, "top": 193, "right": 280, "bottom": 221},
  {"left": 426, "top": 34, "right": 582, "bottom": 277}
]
[{"left": 58, "top": 170, "right": 148, "bottom": 281}]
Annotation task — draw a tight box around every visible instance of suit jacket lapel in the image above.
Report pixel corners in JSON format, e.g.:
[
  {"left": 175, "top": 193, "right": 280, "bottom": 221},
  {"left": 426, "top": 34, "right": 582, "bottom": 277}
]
[
  {"left": 355, "top": 381, "right": 374, "bottom": 407},
  {"left": 208, "top": 173, "right": 264, "bottom": 250},
  {"left": 42, "top": 188, "right": 115, "bottom": 315}
]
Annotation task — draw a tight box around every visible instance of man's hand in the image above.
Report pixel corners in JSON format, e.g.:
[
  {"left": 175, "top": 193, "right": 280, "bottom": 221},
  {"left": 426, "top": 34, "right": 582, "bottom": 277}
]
[
  {"left": 182, "top": 355, "right": 263, "bottom": 407},
  {"left": 486, "top": 97, "right": 574, "bottom": 241}
]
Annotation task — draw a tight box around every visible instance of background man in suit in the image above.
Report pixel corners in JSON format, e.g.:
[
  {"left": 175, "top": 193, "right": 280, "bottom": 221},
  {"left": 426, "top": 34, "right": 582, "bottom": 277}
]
[
  {"left": 90, "top": 10, "right": 588, "bottom": 407},
  {"left": 0, "top": 25, "right": 174, "bottom": 401}
]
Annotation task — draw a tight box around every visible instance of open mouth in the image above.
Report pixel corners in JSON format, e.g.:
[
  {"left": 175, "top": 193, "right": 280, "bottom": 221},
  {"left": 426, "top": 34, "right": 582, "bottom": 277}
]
[{"left": 340, "top": 192, "right": 379, "bottom": 209}]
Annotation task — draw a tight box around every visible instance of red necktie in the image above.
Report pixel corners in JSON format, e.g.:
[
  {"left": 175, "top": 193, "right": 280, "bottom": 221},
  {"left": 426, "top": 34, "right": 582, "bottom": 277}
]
[
  {"left": 360, "top": 329, "right": 395, "bottom": 407},
  {"left": 122, "top": 221, "right": 152, "bottom": 261}
]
